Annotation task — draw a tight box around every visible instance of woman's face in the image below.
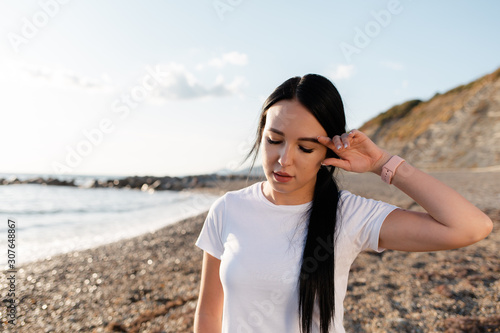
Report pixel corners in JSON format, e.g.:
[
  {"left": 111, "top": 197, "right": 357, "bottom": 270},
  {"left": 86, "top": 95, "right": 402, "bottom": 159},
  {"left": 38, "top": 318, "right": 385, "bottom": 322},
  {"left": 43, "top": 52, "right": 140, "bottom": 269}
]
[{"left": 261, "top": 99, "right": 328, "bottom": 205}]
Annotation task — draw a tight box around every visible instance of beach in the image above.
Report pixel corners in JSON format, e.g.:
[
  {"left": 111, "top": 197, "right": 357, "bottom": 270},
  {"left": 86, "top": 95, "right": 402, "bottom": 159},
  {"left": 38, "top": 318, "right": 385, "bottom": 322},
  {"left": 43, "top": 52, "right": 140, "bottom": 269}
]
[{"left": 1, "top": 171, "right": 499, "bottom": 332}]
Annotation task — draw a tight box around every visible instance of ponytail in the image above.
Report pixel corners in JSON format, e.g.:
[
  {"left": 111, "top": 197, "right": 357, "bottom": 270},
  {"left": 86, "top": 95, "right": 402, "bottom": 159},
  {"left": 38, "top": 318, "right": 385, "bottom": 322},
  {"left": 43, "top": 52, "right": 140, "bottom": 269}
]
[{"left": 299, "top": 165, "right": 340, "bottom": 333}]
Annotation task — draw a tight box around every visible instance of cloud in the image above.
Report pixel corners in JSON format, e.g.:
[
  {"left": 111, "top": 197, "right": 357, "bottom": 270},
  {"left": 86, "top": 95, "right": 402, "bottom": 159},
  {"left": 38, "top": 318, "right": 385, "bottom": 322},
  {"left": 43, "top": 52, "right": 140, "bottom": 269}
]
[
  {"left": 19, "top": 64, "right": 113, "bottom": 92},
  {"left": 152, "top": 62, "right": 246, "bottom": 101},
  {"left": 330, "top": 64, "right": 355, "bottom": 80},
  {"left": 380, "top": 61, "right": 404, "bottom": 71},
  {"left": 207, "top": 51, "right": 248, "bottom": 68},
  {"left": 5, "top": 59, "right": 247, "bottom": 102}
]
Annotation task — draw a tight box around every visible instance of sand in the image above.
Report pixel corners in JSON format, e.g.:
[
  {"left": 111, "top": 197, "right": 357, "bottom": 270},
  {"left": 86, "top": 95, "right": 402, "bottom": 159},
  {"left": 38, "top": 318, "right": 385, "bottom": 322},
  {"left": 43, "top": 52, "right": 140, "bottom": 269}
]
[{"left": 1, "top": 171, "right": 499, "bottom": 332}]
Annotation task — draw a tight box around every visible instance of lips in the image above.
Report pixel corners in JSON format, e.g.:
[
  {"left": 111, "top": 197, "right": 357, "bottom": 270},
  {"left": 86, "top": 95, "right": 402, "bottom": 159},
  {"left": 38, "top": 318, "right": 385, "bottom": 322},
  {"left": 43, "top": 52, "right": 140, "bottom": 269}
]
[{"left": 273, "top": 171, "right": 293, "bottom": 183}]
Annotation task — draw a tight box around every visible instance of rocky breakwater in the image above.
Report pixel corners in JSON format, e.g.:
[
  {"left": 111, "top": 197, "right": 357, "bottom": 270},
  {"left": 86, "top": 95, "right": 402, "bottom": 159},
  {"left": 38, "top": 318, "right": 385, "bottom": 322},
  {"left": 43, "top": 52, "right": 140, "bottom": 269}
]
[
  {"left": 0, "top": 174, "right": 263, "bottom": 193},
  {"left": 0, "top": 177, "right": 76, "bottom": 187},
  {"left": 85, "top": 174, "right": 263, "bottom": 193}
]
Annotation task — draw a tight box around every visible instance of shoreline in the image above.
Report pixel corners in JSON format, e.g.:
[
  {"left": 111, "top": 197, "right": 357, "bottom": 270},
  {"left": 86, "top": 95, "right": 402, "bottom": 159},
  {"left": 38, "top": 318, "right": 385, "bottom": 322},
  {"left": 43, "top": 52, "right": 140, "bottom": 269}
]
[
  {"left": 1, "top": 172, "right": 499, "bottom": 332},
  {"left": 0, "top": 173, "right": 264, "bottom": 193},
  {"left": 2, "top": 186, "right": 224, "bottom": 267}
]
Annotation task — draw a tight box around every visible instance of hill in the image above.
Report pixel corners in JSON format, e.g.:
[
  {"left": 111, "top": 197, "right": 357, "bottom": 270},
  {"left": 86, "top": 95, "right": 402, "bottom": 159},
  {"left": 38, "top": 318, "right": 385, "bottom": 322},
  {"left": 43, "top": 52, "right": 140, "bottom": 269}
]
[{"left": 360, "top": 67, "right": 500, "bottom": 170}]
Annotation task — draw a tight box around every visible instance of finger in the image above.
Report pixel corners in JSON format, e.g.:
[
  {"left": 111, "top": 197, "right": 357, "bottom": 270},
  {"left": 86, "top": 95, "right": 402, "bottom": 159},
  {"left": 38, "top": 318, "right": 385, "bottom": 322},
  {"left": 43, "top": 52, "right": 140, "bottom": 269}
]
[
  {"left": 332, "top": 135, "right": 343, "bottom": 151},
  {"left": 317, "top": 136, "right": 335, "bottom": 150},
  {"left": 340, "top": 132, "right": 350, "bottom": 149},
  {"left": 349, "top": 129, "right": 366, "bottom": 139},
  {"left": 322, "top": 157, "right": 351, "bottom": 170}
]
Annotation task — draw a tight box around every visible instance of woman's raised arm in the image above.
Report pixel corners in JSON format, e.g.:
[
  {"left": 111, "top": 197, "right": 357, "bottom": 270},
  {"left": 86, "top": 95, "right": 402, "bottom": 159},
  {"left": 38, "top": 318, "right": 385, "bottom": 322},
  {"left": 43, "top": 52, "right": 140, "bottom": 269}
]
[
  {"left": 194, "top": 252, "right": 224, "bottom": 332},
  {"left": 378, "top": 161, "right": 493, "bottom": 251},
  {"left": 318, "top": 130, "right": 493, "bottom": 252}
]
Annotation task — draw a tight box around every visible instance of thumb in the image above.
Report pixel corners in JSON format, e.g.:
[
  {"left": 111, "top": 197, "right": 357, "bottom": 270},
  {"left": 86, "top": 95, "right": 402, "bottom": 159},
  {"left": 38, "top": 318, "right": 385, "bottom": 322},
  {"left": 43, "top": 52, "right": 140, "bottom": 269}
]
[{"left": 322, "top": 157, "right": 351, "bottom": 170}]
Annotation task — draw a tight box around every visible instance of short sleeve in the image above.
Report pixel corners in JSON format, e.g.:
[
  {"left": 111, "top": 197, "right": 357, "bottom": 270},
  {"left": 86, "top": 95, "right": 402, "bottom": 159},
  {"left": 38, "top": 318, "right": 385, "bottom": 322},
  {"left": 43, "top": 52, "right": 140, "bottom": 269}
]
[
  {"left": 195, "top": 195, "right": 226, "bottom": 259},
  {"left": 339, "top": 191, "right": 398, "bottom": 253}
]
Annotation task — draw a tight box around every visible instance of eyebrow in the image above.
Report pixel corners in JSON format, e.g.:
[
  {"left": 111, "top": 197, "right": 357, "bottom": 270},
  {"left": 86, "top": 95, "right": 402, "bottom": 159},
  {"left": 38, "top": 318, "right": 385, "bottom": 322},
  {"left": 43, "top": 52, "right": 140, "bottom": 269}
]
[{"left": 267, "top": 128, "right": 320, "bottom": 144}]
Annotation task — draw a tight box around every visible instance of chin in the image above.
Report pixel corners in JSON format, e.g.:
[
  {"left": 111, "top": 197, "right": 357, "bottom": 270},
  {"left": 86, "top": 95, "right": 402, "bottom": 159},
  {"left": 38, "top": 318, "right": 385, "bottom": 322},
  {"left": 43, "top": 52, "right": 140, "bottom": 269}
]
[{"left": 268, "top": 176, "right": 295, "bottom": 191}]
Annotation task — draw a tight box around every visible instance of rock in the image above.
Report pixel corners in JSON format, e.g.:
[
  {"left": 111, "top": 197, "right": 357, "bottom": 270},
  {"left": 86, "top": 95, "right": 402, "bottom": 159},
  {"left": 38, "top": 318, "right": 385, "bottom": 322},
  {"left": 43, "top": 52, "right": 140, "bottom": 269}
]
[
  {"left": 150, "top": 180, "right": 162, "bottom": 190},
  {"left": 435, "top": 284, "right": 454, "bottom": 298}
]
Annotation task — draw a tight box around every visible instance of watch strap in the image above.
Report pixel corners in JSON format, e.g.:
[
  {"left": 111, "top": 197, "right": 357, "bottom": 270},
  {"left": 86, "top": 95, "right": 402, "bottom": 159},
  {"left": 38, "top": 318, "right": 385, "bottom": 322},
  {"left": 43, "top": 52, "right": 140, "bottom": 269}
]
[{"left": 381, "top": 155, "right": 405, "bottom": 184}]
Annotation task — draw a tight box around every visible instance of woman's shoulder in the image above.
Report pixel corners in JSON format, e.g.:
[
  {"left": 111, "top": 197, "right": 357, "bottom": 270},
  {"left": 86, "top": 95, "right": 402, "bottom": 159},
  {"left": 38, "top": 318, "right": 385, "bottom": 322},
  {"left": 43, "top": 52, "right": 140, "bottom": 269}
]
[
  {"left": 211, "top": 181, "right": 261, "bottom": 206},
  {"left": 338, "top": 189, "right": 397, "bottom": 215},
  {"left": 223, "top": 181, "right": 261, "bottom": 199},
  {"left": 338, "top": 189, "right": 356, "bottom": 204},
  {"left": 339, "top": 190, "right": 383, "bottom": 205}
]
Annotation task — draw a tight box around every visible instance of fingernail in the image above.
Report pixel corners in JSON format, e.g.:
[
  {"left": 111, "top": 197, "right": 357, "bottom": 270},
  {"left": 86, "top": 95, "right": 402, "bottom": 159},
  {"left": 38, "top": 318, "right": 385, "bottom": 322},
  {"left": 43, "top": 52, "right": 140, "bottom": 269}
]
[
  {"left": 344, "top": 143, "right": 348, "bottom": 148},
  {"left": 336, "top": 145, "right": 342, "bottom": 150}
]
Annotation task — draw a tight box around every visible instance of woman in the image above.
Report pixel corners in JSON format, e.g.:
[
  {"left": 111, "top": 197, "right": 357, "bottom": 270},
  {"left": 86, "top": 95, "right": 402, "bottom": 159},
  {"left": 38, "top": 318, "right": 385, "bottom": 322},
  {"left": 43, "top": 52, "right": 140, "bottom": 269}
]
[{"left": 193, "top": 74, "right": 493, "bottom": 333}]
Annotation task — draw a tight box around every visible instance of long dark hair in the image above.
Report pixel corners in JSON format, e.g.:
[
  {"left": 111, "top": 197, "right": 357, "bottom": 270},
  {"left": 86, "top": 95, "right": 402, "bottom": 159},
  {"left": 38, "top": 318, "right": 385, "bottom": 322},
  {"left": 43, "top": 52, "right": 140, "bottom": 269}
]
[{"left": 243, "top": 74, "right": 346, "bottom": 333}]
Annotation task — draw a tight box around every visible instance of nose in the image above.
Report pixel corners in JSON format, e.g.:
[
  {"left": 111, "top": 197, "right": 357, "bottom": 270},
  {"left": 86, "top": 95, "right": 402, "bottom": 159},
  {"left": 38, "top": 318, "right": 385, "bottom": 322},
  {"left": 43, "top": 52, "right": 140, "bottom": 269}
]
[{"left": 278, "top": 144, "right": 294, "bottom": 167}]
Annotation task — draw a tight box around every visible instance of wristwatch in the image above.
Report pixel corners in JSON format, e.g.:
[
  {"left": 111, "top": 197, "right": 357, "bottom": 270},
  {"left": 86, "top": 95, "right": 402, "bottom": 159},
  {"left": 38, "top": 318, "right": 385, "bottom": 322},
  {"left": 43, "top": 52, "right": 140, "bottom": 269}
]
[{"left": 381, "top": 155, "right": 405, "bottom": 184}]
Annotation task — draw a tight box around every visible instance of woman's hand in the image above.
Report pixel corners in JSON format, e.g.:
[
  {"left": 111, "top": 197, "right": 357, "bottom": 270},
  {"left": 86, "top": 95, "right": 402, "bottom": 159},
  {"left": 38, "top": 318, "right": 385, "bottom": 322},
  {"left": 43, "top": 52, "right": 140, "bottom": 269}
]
[{"left": 317, "top": 129, "right": 392, "bottom": 174}]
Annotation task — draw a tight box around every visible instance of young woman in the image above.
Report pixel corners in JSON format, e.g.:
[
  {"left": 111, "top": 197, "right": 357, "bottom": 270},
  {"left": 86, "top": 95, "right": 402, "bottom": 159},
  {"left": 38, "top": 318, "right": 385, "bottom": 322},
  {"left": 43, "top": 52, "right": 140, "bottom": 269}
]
[{"left": 193, "top": 74, "right": 493, "bottom": 333}]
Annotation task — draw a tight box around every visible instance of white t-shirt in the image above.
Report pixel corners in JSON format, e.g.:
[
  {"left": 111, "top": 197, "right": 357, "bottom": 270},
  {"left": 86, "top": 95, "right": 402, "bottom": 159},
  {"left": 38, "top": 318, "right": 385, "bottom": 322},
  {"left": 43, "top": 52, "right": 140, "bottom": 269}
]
[{"left": 195, "top": 181, "right": 398, "bottom": 333}]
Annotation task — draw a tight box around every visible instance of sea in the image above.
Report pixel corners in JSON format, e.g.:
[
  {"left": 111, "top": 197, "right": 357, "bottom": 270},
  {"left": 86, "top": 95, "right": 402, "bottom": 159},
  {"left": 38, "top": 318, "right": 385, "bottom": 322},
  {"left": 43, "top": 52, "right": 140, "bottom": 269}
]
[{"left": 0, "top": 173, "right": 220, "bottom": 267}]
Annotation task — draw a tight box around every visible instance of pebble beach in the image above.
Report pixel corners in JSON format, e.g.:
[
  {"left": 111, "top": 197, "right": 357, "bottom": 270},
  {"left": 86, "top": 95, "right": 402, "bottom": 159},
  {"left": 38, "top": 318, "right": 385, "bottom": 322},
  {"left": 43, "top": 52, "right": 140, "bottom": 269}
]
[{"left": 1, "top": 172, "right": 499, "bottom": 332}]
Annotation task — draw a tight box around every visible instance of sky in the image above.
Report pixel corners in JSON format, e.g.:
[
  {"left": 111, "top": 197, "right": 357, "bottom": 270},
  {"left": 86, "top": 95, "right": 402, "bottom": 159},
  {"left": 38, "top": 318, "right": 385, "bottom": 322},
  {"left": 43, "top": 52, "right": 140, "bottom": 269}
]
[{"left": 0, "top": 0, "right": 499, "bottom": 177}]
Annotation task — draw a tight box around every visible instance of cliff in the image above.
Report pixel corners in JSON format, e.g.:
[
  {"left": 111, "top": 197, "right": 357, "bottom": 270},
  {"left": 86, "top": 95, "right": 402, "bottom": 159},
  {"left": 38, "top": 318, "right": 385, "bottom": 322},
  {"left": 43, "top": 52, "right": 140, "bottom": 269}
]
[{"left": 360, "top": 67, "right": 500, "bottom": 170}]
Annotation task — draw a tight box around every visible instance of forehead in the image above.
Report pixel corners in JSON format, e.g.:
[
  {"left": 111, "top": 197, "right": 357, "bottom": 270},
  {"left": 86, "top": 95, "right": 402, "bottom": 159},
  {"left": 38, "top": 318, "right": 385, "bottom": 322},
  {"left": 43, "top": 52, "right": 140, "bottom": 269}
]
[{"left": 265, "top": 99, "right": 326, "bottom": 135}]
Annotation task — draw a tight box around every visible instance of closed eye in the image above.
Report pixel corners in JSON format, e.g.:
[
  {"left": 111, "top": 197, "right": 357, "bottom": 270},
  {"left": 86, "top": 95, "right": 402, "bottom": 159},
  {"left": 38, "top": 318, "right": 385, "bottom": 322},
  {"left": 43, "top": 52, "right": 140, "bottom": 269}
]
[{"left": 266, "top": 138, "right": 281, "bottom": 145}]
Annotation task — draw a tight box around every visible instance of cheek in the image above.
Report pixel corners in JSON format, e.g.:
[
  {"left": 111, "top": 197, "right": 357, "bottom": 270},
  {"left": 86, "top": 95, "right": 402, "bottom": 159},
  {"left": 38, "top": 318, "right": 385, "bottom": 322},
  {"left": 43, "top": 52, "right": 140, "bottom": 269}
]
[
  {"left": 310, "top": 148, "right": 327, "bottom": 166},
  {"left": 297, "top": 154, "right": 325, "bottom": 174},
  {"left": 311, "top": 158, "right": 324, "bottom": 171},
  {"left": 261, "top": 144, "right": 277, "bottom": 164},
  {"left": 308, "top": 153, "right": 327, "bottom": 173},
  {"left": 314, "top": 150, "right": 327, "bottom": 167}
]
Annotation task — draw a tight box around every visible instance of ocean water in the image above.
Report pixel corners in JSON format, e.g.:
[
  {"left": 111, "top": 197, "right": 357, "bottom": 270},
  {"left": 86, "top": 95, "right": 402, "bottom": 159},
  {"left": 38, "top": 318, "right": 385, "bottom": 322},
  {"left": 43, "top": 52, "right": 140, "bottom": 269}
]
[{"left": 0, "top": 183, "right": 220, "bottom": 267}]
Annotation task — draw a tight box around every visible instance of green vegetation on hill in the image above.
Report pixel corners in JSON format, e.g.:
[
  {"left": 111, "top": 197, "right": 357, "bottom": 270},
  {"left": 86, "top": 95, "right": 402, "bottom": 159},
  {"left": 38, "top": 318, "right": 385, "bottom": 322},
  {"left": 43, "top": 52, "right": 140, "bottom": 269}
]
[{"left": 361, "top": 99, "right": 422, "bottom": 129}]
